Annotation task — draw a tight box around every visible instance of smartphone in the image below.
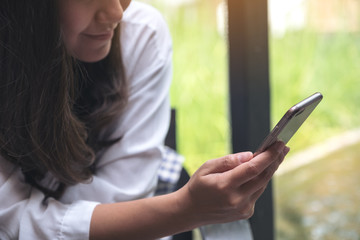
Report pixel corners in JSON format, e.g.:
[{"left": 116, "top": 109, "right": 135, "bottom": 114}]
[{"left": 255, "top": 92, "right": 323, "bottom": 155}]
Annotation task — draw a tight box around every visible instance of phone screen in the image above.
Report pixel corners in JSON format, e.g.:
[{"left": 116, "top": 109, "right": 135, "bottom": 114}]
[{"left": 255, "top": 92, "right": 323, "bottom": 154}]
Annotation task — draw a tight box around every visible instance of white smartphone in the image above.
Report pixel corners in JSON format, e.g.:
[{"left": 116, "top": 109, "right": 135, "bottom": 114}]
[{"left": 255, "top": 92, "right": 323, "bottom": 155}]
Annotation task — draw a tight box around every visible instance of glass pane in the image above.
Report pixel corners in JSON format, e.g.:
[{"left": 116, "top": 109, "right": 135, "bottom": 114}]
[
  {"left": 137, "top": 0, "right": 230, "bottom": 174},
  {"left": 270, "top": 0, "right": 360, "bottom": 239}
]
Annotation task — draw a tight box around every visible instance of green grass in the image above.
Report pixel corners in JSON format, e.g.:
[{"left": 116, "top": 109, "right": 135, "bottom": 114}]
[
  {"left": 270, "top": 30, "right": 360, "bottom": 152},
  {"left": 149, "top": 1, "right": 231, "bottom": 173}
]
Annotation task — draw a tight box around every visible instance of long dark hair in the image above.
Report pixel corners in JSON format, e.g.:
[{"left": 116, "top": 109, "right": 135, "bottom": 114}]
[{"left": 0, "top": 0, "right": 127, "bottom": 198}]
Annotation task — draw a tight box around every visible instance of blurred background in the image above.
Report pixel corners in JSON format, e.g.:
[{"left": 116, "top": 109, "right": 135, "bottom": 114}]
[{"left": 138, "top": 0, "right": 360, "bottom": 239}]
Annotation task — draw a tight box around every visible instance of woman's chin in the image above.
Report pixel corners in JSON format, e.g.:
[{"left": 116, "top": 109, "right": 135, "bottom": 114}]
[{"left": 73, "top": 44, "right": 111, "bottom": 63}]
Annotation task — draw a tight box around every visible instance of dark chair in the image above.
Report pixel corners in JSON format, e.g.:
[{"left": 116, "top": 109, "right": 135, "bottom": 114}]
[{"left": 164, "top": 109, "right": 192, "bottom": 240}]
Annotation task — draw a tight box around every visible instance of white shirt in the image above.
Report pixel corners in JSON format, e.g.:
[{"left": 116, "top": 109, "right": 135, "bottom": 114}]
[{"left": 0, "top": 2, "right": 172, "bottom": 239}]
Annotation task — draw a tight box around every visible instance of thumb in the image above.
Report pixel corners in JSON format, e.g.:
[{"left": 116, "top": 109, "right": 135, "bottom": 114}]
[{"left": 200, "top": 152, "right": 253, "bottom": 175}]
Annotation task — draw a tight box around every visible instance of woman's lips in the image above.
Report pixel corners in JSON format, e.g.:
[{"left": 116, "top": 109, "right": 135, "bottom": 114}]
[{"left": 82, "top": 31, "right": 113, "bottom": 41}]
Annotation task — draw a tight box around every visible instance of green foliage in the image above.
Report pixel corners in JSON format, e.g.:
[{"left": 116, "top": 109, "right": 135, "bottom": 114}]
[
  {"left": 155, "top": 2, "right": 231, "bottom": 173},
  {"left": 270, "top": 30, "right": 360, "bottom": 152}
]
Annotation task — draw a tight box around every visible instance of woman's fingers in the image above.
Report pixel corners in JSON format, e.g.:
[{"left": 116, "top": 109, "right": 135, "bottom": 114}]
[
  {"left": 226, "top": 144, "right": 289, "bottom": 219},
  {"left": 184, "top": 142, "right": 289, "bottom": 222},
  {"left": 238, "top": 144, "right": 289, "bottom": 202},
  {"left": 198, "top": 151, "right": 254, "bottom": 175},
  {"left": 229, "top": 141, "right": 288, "bottom": 186}
]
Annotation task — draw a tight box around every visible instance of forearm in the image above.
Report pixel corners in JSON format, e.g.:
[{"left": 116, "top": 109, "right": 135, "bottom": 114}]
[
  {"left": 89, "top": 188, "right": 197, "bottom": 240},
  {"left": 90, "top": 144, "right": 289, "bottom": 240}
]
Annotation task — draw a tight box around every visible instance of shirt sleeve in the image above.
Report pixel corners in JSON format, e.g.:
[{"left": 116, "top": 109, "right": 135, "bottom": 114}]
[
  {"left": 0, "top": 157, "right": 99, "bottom": 240},
  {"left": 60, "top": 1, "right": 173, "bottom": 204}
]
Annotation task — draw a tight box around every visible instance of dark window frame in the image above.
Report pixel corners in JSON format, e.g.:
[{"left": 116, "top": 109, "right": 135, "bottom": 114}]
[{"left": 227, "top": 0, "right": 273, "bottom": 239}]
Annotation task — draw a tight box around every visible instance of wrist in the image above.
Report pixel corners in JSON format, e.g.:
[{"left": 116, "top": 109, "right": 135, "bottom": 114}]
[{"left": 171, "top": 185, "right": 204, "bottom": 230}]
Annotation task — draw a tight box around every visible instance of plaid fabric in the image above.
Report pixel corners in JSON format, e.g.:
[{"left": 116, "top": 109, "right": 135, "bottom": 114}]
[{"left": 155, "top": 146, "right": 185, "bottom": 195}]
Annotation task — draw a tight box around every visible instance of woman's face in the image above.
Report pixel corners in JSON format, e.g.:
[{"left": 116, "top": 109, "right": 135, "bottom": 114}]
[{"left": 59, "top": 0, "right": 131, "bottom": 62}]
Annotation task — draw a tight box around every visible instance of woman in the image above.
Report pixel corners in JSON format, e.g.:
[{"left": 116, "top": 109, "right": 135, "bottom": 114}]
[{"left": 0, "top": 0, "right": 289, "bottom": 239}]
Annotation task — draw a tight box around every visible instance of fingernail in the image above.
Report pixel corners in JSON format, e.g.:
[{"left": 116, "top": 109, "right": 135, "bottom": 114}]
[
  {"left": 283, "top": 146, "right": 290, "bottom": 155},
  {"left": 238, "top": 151, "right": 253, "bottom": 163},
  {"left": 275, "top": 141, "right": 285, "bottom": 151}
]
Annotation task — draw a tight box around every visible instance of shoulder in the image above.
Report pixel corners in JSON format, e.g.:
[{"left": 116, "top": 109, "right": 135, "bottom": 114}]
[
  {"left": 120, "top": 1, "right": 172, "bottom": 81},
  {"left": 121, "top": 1, "right": 172, "bottom": 58},
  {"left": 122, "top": 1, "right": 167, "bottom": 30}
]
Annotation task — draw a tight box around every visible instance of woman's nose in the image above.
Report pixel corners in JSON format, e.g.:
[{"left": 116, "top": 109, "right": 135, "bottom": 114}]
[{"left": 95, "top": 0, "right": 124, "bottom": 24}]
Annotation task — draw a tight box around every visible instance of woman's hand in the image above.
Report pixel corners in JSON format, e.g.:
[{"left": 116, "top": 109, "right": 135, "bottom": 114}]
[
  {"left": 177, "top": 141, "right": 289, "bottom": 227},
  {"left": 90, "top": 142, "right": 289, "bottom": 240}
]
